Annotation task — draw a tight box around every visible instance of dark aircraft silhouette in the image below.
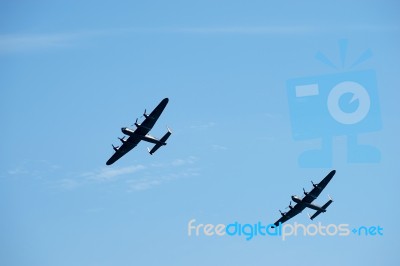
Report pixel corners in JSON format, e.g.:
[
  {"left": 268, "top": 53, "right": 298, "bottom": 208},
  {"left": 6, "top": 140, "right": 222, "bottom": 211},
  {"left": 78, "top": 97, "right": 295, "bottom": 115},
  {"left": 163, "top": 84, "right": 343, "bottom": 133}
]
[
  {"left": 106, "top": 98, "right": 171, "bottom": 165},
  {"left": 272, "top": 170, "right": 336, "bottom": 227}
]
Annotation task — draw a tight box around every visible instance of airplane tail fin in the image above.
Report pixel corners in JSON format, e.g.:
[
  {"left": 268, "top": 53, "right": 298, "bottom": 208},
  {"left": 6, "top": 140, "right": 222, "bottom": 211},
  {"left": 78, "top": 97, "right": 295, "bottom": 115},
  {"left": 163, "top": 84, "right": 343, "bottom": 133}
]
[
  {"left": 309, "top": 196, "right": 333, "bottom": 220},
  {"left": 148, "top": 127, "right": 172, "bottom": 155}
]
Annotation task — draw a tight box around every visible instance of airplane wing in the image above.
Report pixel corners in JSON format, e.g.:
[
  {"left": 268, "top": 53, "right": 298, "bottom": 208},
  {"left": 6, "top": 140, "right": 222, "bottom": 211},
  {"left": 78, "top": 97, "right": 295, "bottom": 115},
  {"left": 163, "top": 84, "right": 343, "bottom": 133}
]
[
  {"left": 135, "top": 98, "right": 169, "bottom": 136},
  {"left": 106, "top": 138, "right": 141, "bottom": 165},
  {"left": 301, "top": 170, "right": 336, "bottom": 204},
  {"left": 272, "top": 203, "right": 305, "bottom": 227},
  {"left": 106, "top": 98, "right": 169, "bottom": 165}
]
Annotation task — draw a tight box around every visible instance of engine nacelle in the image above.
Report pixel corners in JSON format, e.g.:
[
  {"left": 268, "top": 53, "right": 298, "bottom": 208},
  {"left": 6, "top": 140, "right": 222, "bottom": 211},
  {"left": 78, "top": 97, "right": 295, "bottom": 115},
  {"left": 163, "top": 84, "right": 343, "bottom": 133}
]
[
  {"left": 311, "top": 181, "right": 320, "bottom": 189},
  {"left": 143, "top": 109, "right": 150, "bottom": 119},
  {"left": 121, "top": 127, "right": 135, "bottom": 136},
  {"left": 291, "top": 195, "right": 302, "bottom": 204}
]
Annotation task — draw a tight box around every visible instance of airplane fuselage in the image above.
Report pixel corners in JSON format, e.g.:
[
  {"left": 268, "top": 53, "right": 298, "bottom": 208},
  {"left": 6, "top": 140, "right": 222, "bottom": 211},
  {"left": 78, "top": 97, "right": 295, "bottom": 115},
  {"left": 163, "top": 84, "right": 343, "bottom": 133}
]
[
  {"left": 121, "top": 127, "right": 166, "bottom": 145},
  {"left": 291, "top": 195, "right": 326, "bottom": 212}
]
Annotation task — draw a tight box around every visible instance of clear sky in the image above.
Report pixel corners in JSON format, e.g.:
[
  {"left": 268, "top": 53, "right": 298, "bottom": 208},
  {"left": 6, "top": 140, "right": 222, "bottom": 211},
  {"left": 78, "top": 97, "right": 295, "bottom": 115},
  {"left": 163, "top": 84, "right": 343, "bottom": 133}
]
[{"left": 1, "top": 1, "right": 399, "bottom": 265}]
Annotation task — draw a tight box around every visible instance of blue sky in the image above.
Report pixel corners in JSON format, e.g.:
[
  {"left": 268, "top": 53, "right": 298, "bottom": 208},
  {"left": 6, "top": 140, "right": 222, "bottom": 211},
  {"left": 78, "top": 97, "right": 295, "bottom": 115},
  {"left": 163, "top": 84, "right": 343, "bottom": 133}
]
[{"left": 1, "top": 1, "right": 399, "bottom": 265}]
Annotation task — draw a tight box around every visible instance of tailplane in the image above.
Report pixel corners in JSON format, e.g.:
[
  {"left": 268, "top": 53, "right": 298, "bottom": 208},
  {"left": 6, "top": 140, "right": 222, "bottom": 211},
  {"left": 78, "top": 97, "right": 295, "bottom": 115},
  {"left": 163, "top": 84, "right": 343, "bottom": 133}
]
[
  {"left": 309, "top": 195, "right": 333, "bottom": 220},
  {"left": 148, "top": 127, "right": 172, "bottom": 155}
]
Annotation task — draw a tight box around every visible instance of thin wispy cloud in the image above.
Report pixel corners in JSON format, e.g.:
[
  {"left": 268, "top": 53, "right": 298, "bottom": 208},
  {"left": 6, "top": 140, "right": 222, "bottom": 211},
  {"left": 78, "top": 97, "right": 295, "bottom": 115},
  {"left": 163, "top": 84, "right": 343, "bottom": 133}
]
[
  {"left": 0, "top": 29, "right": 110, "bottom": 53},
  {"left": 149, "top": 156, "right": 197, "bottom": 168},
  {"left": 107, "top": 25, "right": 400, "bottom": 35},
  {"left": 82, "top": 157, "right": 199, "bottom": 191},
  {"left": 169, "top": 26, "right": 319, "bottom": 34},
  {"left": 1, "top": 25, "right": 398, "bottom": 54},
  {"left": 126, "top": 167, "right": 200, "bottom": 192},
  {"left": 189, "top": 122, "right": 216, "bottom": 130},
  {"left": 127, "top": 178, "right": 163, "bottom": 191},
  {"left": 6, "top": 159, "right": 60, "bottom": 179},
  {"left": 171, "top": 156, "right": 197, "bottom": 166},
  {"left": 7, "top": 167, "right": 29, "bottom": 176},
  {"left": 212, "top": 144, "right": 228, "bottom": 151},
  {"left": 82, "top": 164, "right": 146, "bottom": 182},
  {"left": 85, "top": 156, "right": 198, "bottom": 191},
  {"left": 58, "top": 178, "right": 81, "bottom": 190},
  {"left": 4, "top": 155, "right": 199, "bottom": 191},
  {"left": 0, "top": 33, "right": 79, "bottom": 53},
  {"left": 9, "top": 156, "right": 200, "bottom": 191},
  {"left": 0, "top": 26, "right": 303, "bottom": 53}
]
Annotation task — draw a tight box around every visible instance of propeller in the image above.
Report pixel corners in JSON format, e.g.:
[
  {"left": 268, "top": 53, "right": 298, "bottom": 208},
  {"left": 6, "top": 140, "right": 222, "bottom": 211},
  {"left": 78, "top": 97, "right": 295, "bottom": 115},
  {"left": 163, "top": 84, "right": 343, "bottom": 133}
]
[
  {"left": 279, "top": 210, "right": 286, "bottom": 216},
  {"left": 328, "top": 195, "right": 333, "bottom": 201},
  {"left": 303, "top": 188, "right": 309, "bottom": 196},
  {"left": 287, "top": 201, "right": 294, "bottom": 210},
  {"left": 134, "top": 109, "right": 148, "bottom": 124},
  {"left": 112, "top": 144, "right": 119, "bottom": 151},
  {"left": 311, "top": 180, "right": 319, "bottom": 189},
  {"left": 133, "top": 118, "right": 140, "bottom": 127},
  {"left": 118, "top": 136, "right": 126, "bottom": 143}
]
